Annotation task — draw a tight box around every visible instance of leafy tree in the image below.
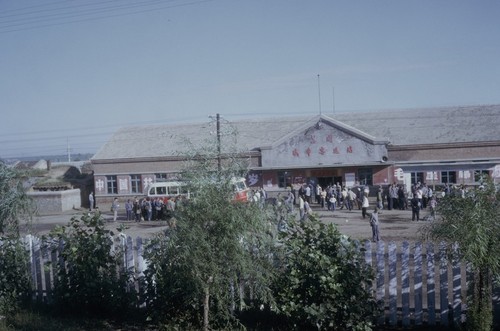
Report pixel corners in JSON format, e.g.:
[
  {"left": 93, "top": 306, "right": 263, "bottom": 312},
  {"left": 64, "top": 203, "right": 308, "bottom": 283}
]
[
  {"left": 144, "top": 175, "right": 276, "bottom": 330},
  {"left": 0, "top": 162, "right": 34, "bottom": 236},
  {"left": 272, "top": 216, "right": 379, "bottom": 331},
  {"left": 144, "top": 118, "right": 277, "bottom": 330},
  {"left": 46, "top": 213, "right": 138, "bottom": 318},
  {"left": 421, "top": 179, "right": 500, "bottom": 331},
  {"left": 0, "top": 162, "right": 35, "bottom": 317}
]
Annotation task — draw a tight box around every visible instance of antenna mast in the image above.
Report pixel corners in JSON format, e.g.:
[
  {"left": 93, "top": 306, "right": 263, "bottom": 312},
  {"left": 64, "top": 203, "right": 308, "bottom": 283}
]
[
  {"left": 332, "top": 86, "right": 335, "bottom": 115},
  {"left": 317, "top": 74, "right": 322, "bottom": 115}
]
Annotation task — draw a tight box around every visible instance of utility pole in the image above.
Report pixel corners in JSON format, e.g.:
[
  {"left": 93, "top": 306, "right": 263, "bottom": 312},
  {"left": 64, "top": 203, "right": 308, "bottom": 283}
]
[
  {"left": 67, "top": 138, "right": 71, "bottom": 162},
  {"left": 216, "top": 113, "right": 221, "bottom": 172}
]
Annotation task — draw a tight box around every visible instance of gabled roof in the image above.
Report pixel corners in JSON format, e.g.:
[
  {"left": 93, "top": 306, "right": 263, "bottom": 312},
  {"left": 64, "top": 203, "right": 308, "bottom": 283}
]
[
  {"left": 92, "top": 104, "right": 500, "bottom": 161},
  {"left": 260, "top": 114, "right": 389, "bottom": 151}
]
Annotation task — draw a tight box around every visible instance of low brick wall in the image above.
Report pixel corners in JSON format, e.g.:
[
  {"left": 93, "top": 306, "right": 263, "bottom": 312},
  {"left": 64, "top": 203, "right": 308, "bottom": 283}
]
[{"left": 29, "top": 189, "right": 81, "bottom": 215}]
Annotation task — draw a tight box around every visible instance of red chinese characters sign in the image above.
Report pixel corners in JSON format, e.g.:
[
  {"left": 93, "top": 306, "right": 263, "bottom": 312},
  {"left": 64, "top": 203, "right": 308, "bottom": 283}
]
[{"left": 289, "top": 130, "right": 356, "bottom": 158}]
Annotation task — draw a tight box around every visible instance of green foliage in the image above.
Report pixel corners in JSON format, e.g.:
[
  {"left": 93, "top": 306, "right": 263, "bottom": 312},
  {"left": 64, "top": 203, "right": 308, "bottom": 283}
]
[
  {"left": 45, "top": 213, "right": 138, "bottom": 318},
  {"left": 0, "top": 309, "right": 151, "bottom": 331},
  {"left": 272, "top": 216, "right": 378, "bottom": 331},
  {"left": 421, "top": 178, "right": 500, "bottom": 331},
  {"left": 0, "top": 237, "right": 31, "bottom": 318},
  {"left": 144, "top": 176, "right": 276, "bottom": 329},
  {"left": 143, "top": 119, "right": 277, "bottom": 329},
  {"left": 0, "top": 163, "right": 34, "bottom": 236},
  {"left": 0, "top": 163, "right": 34, "bottom": 318}
]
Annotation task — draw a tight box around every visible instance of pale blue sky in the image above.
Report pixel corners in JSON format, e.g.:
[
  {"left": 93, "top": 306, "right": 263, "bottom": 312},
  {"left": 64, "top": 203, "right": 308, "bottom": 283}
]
[{"left": 1, "top": 0, "right": 499, "bottom": 158}]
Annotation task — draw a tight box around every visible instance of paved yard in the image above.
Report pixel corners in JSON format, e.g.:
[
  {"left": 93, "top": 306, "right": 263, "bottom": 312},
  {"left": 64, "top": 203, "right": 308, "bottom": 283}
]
[{"left": 28, "top": 202, "right": 430, "bottom": 243}]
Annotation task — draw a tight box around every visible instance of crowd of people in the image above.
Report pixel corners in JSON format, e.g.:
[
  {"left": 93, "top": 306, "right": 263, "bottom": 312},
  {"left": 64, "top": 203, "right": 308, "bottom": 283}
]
[
  {"left": 107, "top": 195, "right": 185, "bottom": 222},
  {"left": 98, "top": 181, "right": 453, "bottom": 231},
  {"left": 264, "top": 181, "right": 445, "bottom": 233}
]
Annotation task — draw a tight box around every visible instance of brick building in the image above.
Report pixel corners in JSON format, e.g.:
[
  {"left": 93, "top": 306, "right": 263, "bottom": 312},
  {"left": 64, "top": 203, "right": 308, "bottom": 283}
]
[{"left": 91, "top": 105, "right": 500, "bottom": 204}]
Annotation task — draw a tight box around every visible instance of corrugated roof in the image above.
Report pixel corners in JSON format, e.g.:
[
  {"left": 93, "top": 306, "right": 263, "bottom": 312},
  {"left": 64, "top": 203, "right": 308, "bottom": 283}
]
[{"left": 92, "top": 104, "right": 500, "bottom": 160}]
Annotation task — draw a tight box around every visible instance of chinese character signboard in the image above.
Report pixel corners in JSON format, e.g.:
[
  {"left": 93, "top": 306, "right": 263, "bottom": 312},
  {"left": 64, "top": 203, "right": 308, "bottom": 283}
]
[{"left": 261, "top": 121, "right": 387, "bottom": 168}]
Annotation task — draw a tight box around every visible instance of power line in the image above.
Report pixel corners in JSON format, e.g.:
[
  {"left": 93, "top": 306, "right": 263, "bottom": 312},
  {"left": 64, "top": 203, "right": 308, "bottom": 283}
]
[
  {"left": 0, "top": 0, "right": 166, "bottom": 25},
  {"left": 0, "top": 0, "right": 214, "bottom": 34}
]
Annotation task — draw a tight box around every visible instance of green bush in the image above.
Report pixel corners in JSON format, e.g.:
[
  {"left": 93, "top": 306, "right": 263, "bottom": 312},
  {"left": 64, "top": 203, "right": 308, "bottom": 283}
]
[
  {"left": 45, "top": 213, "right": 138, "bottom": 318},
  {"left": 0, "top": 237, "right": 31, "bottom": 318},
  {"left": 272, "top": 216, "right": 379, "bottom": 331},
  {"left": 143, "top": 179, "right": 276, "bottom": 330}
]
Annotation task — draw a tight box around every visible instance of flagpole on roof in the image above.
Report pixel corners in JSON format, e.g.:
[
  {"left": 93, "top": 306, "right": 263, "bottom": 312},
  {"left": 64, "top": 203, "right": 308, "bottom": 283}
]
[
  {"left": 317, "top": 74, "right": 322, "bottom": 115},
  {"left": 332, "top": 86, "right": 335, "bottom": 116}
]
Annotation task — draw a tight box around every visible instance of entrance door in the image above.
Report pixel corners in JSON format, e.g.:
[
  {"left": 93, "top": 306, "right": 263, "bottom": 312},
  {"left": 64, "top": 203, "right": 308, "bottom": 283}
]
[
  {"left": 317, "top": 177, "right": 333, "bottom": 188},
  {"left": 333, "top": 176, "right": 343, "bottom": 186}
]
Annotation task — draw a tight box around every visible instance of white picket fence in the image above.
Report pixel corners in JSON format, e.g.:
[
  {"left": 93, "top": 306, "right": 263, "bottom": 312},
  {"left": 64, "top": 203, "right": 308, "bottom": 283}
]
[
  {"left": 365, "top": 241, "right": 471, "bottom": 328},
  {"left": 22, "top": 235, "right": 500, "bottom": 328}
]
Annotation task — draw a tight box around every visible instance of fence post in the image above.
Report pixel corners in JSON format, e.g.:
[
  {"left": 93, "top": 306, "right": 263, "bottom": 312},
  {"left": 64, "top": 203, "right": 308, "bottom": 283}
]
[
  {"left": 32, "top": 236, "right": 43, "bottom": 302},
  {"left": 41, "top": 244, "right": 52, "bottom": 303},
  {"left": 414, "top": 242, "right": 423, "bottom": 325},
  {"left": 427, "top": 242, "right": 436, "bottom": 325},
  {"left": 376, "top": 241, "right": 385, "bottom": 325},
  {"left": 401, "top": 241, "right": 410, "bottom": 326},
  {"left": 439, "top": 242, "right": 449, "bottom": 326},
  {"left": 451, "top": 242, "right": 462, "bottom": 327},
  {"left": 388, "top": 242, "right": 397, "bottom": 326}
]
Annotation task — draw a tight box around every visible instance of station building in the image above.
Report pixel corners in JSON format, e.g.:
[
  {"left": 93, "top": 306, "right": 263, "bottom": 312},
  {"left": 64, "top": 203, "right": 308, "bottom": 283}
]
[{"left": 91, "top": 104, "right": 500, "bottom": 204}]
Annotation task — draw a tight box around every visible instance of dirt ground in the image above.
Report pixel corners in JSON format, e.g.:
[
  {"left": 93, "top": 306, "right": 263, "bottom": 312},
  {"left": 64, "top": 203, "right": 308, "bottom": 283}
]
[{"left": 28, "top": 201, "right": 429, "bottom": 242}]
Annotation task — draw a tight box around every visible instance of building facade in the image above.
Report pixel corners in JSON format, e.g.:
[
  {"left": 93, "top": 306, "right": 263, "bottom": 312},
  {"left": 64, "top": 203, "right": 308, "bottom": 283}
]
[{"left": 91, "top": 105, "right": 500, "bottom": 204}]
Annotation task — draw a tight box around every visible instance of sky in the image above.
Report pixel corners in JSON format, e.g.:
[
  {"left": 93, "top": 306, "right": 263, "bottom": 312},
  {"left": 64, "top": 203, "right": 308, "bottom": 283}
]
[{"left": 1, "top": 0, "right": 500, "bottom": 159}]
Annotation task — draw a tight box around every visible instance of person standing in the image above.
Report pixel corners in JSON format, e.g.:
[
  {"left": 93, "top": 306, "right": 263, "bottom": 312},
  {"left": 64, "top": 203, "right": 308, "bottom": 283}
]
[
  {"left": 411, "top": 194, "right": 420, "bottom": 221},
  {"left": 347, "top": 188, "right": 356, "bottom": 211},
  {"left": 361, "top": 193, "right": 369, "bottom": 218},
  {"left": 125, "top": 199, "right": 133, "bottom": 221},
  {"left": 166, "top": 197, "right": 176, "bottom": 219},
  {"left": 303, "top": 198, "right": 311, "bottom": 221},
  {"left": 429, "top": 196, "right": 437, "bottom": 218},
  {"left": 133, "top": 197, "right": 141, "bottom": 222},
  {"left": 111, "top": 198, "right": 119, "bottom": 222},
  {"left": 88, "top": 192, "right": 94, "bottom": 211},
  {"left": 298, "top": 195, "right": 305, "bottom": 221},
  {"left": 391, "top": 184, "right": 399, "bottom": 210},
  {"left": 145, "top": 198, "right": 153, "bottom": 221},
  {"left": 376, "top": 186, "right": 383, "bottom": 210},
  {"left": 320, "top": 187, "right": 327, "bottom": 209},
  {"left": 286, "top": 189, "right": 295, "bottom": 212},
  {"left": 369, "top": 207, "right": 380, "bottom": 242},
  {"left": 305, "top": 185, "right": 311, "bottom": 203}
]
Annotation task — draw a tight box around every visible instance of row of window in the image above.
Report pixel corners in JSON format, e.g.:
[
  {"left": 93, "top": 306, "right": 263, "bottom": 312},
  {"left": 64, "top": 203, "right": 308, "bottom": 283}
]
[
  {"left": 104, "top": 173, "right": 174, "bottom": 194},
  {"left": 277, "top": 169, "right": 490, "bottom": 188},
  {"left": 104, "top": 170, "right": 491, "bottom": 194},
  {"left": 410, "top": 170, "right": 489, "bottom": 185}
]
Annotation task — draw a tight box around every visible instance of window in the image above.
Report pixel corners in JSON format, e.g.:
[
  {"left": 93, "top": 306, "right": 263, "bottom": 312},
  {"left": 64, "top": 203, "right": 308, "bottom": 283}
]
[
  {"left": 410, "top": 172, "right": 424, "bottom": 184},
  {"left": 131, "top": 175, "right": 142, "bottom": 194},
  {"left": 357, "top": 168, "right": 373, "bottom": 186},
  {"left": 277, "top": 171, "right": 292, "bottom": 188},
  {"left": 474, "top": 170, "right": 489, "bottom": 183},
  {"left": 155, "top": 173, "right": 167, "bottom": 182},
  {"left": 106, "top": 175, "right": 117, "bottom": 194},
  {"left": 441, "top": 171, "right": 456, "bottom": 184}
]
